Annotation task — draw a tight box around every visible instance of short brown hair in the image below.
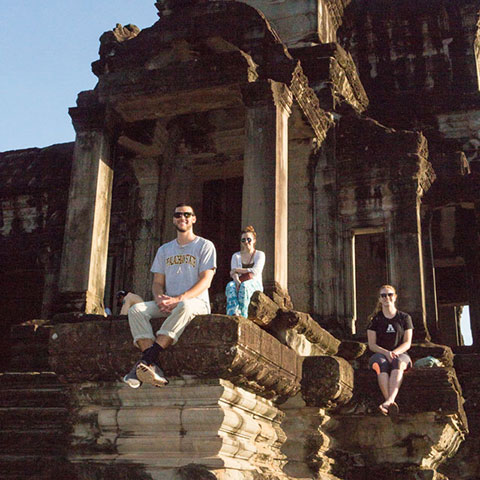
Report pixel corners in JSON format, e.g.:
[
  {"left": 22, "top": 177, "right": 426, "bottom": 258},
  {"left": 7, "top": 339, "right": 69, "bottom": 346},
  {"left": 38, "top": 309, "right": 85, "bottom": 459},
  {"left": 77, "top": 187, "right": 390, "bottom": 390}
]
[{"left": 174, "top": 203, "right": 195, "bottom": 215}]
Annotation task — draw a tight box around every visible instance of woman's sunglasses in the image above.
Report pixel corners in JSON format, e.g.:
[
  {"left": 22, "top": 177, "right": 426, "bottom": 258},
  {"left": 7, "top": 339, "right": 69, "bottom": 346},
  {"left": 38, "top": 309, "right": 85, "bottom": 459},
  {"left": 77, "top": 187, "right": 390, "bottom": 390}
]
[
  {"left": 380, "top": 293, "right": 395, "bottom": 298},
  {"left": 241, "top": 238, "right": 252, "bottom": 243}
]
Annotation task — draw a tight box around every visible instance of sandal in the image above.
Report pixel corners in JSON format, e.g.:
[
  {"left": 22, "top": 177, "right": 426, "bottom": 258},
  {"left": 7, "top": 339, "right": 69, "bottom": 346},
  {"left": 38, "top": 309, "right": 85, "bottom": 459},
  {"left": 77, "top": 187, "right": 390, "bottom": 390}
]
[{"left": 388, "top": 402, "right": 399, "bottom": 417}]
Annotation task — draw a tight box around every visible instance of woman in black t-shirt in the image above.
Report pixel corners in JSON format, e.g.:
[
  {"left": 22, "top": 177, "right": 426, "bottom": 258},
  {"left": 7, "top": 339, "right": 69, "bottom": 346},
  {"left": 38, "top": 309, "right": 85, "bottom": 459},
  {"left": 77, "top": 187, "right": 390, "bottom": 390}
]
[{"left": 366, "top": 285, "right": 413, "bottom": 416}]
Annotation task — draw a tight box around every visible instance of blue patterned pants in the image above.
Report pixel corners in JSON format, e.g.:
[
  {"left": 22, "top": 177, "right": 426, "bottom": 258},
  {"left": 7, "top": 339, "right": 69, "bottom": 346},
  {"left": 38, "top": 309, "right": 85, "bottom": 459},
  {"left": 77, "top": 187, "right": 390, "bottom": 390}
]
[{"left": 225, "top": 279, "right": 263, "bottom": 318}]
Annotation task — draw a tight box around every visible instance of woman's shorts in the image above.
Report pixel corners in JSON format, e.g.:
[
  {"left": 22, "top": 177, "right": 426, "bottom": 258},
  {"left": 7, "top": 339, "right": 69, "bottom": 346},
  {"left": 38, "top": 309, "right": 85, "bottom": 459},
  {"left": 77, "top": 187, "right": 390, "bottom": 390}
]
[{"left": 368, "top": 352, "right": 412, "bottom": 374}]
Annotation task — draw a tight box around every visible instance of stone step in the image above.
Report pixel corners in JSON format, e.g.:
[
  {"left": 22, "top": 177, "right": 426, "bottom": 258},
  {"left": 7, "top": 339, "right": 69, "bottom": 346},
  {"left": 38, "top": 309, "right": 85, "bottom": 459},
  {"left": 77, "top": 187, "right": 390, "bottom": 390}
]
[
  {"left": 0, "top": 372, "right": 69, "bottom": 409},
  {"left": 0, "top": 387, "right": 69, "bottom": 408},
  {"left": 0, "top": 407, "right": 69, "bottom": 429},
  {"left": 0, "top": 429, "right": 70, "bottom": 454},
  {"left": 0, "top": 372, "right": 58, "bottom": 387},
  {"left": 0, "top": 455, "right": 71, "bottom": 478}
]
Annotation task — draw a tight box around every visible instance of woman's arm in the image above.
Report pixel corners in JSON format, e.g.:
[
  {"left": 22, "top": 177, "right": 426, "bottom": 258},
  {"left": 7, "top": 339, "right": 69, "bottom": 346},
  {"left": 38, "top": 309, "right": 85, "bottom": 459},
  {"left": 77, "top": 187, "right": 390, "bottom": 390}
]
[
  {"left": 230, "top": 253, "right": 241, "bottom": 282},
  {"left": 233, "top": 251, "right": 266, "bottom": 276},
  {"left": 367, "top": 330, "right": 395, "bottom": 361},
  {"left": 392, "top": 328, "right": 413, "bottom": 356}
]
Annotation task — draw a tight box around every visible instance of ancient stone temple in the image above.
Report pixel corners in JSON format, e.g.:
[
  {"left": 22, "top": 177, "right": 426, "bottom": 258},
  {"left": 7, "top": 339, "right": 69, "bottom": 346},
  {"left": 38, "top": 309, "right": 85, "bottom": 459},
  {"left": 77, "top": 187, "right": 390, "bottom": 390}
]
[{"left": 1, "top": 1, "right": 480, "bottom": 479}]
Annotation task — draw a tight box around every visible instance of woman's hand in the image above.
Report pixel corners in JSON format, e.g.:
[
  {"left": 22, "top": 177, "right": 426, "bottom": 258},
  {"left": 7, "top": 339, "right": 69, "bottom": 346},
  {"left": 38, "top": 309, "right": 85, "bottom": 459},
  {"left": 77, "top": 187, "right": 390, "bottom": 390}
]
[{"left": 386, "top": 351, "right": 396, "bottom": 363}]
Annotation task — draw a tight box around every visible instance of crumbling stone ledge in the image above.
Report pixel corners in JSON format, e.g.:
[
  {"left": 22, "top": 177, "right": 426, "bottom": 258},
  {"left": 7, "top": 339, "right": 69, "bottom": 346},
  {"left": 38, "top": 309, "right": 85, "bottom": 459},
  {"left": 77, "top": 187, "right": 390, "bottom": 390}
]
[{"left": 48, "top": 314, "right": 302, "bottom": 402}]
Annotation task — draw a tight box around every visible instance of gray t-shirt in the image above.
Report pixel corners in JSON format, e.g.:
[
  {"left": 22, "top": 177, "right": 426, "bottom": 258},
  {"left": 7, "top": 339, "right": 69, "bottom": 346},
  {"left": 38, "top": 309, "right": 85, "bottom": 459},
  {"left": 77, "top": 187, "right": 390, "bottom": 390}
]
[{"left": 150, "top": 236, "right": 217, "bottom": 311}]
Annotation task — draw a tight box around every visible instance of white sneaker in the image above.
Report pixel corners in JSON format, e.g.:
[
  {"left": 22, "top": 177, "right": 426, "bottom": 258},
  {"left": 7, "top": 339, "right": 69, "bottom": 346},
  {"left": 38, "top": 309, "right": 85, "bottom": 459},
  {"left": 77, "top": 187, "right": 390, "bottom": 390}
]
[
  {"left": 136, "top": 361, "right": 169, "bottom": 387},
  {"left": 123, "top": 361, "right": 143, "bottom": 388}
]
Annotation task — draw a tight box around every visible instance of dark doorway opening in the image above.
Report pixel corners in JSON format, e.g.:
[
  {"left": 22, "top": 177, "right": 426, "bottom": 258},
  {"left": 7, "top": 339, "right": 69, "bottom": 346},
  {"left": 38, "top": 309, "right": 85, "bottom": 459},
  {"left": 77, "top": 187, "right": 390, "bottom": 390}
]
[
  {"left": 201, "top": 177, "right": 243, "bottom": 302},
  {"left": 354, "top": 231, "right": 388, "bottom": 337}
]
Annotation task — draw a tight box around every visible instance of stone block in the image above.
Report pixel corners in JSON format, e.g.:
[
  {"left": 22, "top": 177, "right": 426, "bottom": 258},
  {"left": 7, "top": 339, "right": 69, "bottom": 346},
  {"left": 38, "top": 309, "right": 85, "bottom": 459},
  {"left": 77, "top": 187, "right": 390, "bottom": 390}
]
[
  {"left": 301, "top": 356, "right": 354, "bottom": 409},
  {"left": 69, "top": 378, "right": 288, "bottom": 479},
  {"left": 337, "top": 340, "right": 367, "bottom": 360},
  {"left": 49, "top": 315, "right": 302, "bottom": 402},
  {"left": 348, "top": 367, "right": 467, "bottom": 421},
  {"left": 269, "top": 309, "right": 341, "bottom": 357},
  {"left": 247, "top": 291, "right": 280, "bottom": 327}
]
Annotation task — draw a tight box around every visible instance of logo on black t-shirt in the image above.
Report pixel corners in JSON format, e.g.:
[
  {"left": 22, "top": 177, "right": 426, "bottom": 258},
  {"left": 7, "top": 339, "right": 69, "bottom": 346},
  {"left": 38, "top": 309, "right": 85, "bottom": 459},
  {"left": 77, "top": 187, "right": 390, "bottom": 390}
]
[{"left": 386, "top": 324, "right": 396, "bottom": 333}]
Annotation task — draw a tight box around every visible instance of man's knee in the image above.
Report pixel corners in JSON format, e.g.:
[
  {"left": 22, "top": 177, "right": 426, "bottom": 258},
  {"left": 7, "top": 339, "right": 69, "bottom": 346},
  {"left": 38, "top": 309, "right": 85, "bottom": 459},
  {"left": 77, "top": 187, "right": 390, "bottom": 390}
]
[{"left": 173, "top": 299, "right": 195, "bottom": 316}]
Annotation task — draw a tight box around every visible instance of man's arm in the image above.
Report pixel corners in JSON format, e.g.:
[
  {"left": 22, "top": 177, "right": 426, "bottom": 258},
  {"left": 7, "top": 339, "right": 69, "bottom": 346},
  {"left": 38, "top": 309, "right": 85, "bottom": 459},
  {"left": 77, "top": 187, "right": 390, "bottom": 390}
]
[{"left": 159, "top": 269, "right": 215, "bottom": 311}]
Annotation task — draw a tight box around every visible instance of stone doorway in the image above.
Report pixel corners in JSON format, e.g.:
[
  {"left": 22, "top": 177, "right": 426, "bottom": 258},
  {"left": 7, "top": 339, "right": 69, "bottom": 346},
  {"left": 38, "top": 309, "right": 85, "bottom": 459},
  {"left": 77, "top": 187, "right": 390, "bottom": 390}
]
[{"left": 201, "top": 177, "right": 243, "bottom": 303}]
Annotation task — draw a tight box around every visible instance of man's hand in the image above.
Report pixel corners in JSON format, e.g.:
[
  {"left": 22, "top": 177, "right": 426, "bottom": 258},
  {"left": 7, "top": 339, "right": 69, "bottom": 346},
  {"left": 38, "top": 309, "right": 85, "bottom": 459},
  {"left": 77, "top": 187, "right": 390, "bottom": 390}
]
[{"left": 156, "top": 294, "right": 182, "bottom": 312}]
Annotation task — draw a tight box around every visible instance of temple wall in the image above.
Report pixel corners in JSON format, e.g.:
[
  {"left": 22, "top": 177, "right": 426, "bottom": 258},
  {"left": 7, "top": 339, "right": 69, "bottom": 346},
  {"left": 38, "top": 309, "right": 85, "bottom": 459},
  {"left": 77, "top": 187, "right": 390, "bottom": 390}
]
[{"left": 0, "top": 144, "right": 73, "bottom": 367}]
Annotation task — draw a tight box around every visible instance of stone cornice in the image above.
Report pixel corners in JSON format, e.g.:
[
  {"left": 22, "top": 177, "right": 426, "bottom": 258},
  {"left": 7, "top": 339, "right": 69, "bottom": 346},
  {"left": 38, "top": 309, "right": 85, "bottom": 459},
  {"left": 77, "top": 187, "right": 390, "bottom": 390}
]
[
  {"left": 290, "top": 63, "right": 334, "bottom": 143},
  {"left": 293, "top": 43, "right": 368, "bottom": 113},
  {"left": 324, "top": 0, "right": 352, "bottom": 32}
]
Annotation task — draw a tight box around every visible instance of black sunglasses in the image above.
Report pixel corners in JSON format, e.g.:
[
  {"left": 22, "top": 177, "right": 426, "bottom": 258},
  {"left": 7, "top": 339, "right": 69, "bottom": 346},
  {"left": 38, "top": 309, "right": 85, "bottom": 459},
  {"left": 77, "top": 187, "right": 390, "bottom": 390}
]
[
  {"left": 241, "top": 238, "right": 252, "bottom": 243},
  {"left": 380, "top": 293, "right": 395, "bottom": 298},
  {"left": 174, "top": 212, "right": 194, "bottom": 218}
]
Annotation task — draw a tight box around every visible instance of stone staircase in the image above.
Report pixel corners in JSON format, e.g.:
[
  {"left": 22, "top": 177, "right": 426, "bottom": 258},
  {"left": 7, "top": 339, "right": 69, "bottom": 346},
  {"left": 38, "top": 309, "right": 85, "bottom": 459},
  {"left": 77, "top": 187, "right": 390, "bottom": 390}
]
[
  {"left": 0, "top": 309, "right": 477, "bottom": 480},
  {"left": 0, "top": 372, "right": 72, "bottom": 479}
]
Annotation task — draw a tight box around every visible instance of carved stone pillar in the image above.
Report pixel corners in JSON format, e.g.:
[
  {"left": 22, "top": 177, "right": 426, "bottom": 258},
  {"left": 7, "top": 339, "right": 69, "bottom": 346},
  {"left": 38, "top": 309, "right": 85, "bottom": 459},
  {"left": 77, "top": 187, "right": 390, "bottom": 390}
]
[
  {"left": 130, "top": 157, "right": 161, "bottom": 299},
  {"left": 242, "top": 81, "right": 292, "bottom": 292},
  {"left": 465, "top": 200, "right": 480, "bottom": 349},
  {"left": 388, "top": 186, "right": 431, "bottom": 342},
  {"left": 421, "top": 208, "right": 440, "bottom": 341},
  {"left": 56, "top": 96, "right": 114, "bottom": 315},
  {"left": 475, "top": 11, "right": 480, "bottom": 91}
]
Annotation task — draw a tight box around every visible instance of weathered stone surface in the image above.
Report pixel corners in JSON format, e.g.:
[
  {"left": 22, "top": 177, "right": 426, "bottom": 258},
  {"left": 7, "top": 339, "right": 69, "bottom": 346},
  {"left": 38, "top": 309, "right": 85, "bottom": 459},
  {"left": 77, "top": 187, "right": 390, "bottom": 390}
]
[
  {"left": 247, "top": 291, "right": 280, "bottom": 327},
  {"left": 69, "top": 378, "right": 288, "bottom": 479},
  {"left": 280, "top": 395, "right": 343, "bottom": 480},
  {"left": 295, "top": 42, "right": 369, "bottom": 113},
  {"left": 269, "top": 309, "right": 341, "bottom": 356},
  {"left": 9, "top": 320, "right": 52, "bottom": 371},
  {"left": 49, "top": 315, "right": 302, "bottom": 401},
  {"left": 282, "top": 363, "right": 467, "bottom": 480},
  {"left": 0, "top": 372, "right": 73, "bottom": 479},
  {"left": 409, "top": 343, "right": 455, "bottom": 367},
  {"left": 336, "top": 340, "right": 367, "bottom": 360},
  {"left": 346, "top": 367, "right": 467, "bottom": 420},
  {"left": 301, "top": 355, "right": 354, "bottom": 409},
  {"left": 440, "top": 353, "right": 480, "bottom": 479}
]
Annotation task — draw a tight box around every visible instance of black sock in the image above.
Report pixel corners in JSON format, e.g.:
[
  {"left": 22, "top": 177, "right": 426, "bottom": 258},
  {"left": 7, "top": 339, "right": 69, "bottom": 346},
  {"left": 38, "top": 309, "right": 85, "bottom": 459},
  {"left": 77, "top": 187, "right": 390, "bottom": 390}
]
[{"left": 141, "top": 342, "right": 163, "bottom": 365}]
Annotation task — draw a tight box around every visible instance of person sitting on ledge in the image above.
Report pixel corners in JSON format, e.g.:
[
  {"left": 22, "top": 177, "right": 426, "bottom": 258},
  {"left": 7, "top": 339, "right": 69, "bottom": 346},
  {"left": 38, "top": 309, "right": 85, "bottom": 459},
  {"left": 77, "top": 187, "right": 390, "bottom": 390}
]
[
  {"left": 116, "top": 290, "right": 144, "bottom": 315},
  {"left": 225, "top": 225, "right": 265, "bottom": 318},
  {"left": 123, "top": 203, "right": 217, "bottom": 389},
  {"left": 367, "top": 284, "right": 413, "bottom": 416}
]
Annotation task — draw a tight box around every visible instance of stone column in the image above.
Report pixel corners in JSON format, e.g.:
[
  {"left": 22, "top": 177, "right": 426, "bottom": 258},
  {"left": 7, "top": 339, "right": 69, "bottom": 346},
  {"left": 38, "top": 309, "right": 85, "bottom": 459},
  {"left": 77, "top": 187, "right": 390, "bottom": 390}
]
[
  {"left": 475, "top": 11, "right": 480, "bottom": 90},
  {"left": 388, "top": 190, "right": 430, "bottom": 341},
  {"left": 465, "top": 200, "right": 480, "bottom": 349},
  {"left": 242, "top": 81, "right": 292, "bottom": 292},
  {"left": 421, "top": 208, "right": 440, "bottom": 341},
  {"left": 130, "top": 157, "right": 161, "bottom": 299},
  {"left": 56, "top": 97, "right": 114, "bottom": 315}
]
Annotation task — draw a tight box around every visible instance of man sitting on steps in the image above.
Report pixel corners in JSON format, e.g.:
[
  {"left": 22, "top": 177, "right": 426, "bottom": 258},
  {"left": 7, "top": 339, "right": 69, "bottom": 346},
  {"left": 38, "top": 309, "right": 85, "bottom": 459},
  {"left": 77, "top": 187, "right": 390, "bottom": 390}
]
[{"left": 123, "top": 202, "right": 217, "bottom": 388}]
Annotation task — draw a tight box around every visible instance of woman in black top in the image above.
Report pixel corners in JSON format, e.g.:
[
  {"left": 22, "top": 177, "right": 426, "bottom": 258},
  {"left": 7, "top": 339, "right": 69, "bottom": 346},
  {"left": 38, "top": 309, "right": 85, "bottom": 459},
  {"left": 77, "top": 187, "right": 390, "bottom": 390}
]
[{"left": 367, "top": 285, "right": 413, "bottom": 416}]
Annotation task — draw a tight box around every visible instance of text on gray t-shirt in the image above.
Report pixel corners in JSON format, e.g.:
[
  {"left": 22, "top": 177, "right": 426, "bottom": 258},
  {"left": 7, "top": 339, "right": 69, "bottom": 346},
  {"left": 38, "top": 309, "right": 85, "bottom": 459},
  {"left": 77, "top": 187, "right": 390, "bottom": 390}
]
[{"left": 150, "top": 236, "right": 217, "bottom": 310}]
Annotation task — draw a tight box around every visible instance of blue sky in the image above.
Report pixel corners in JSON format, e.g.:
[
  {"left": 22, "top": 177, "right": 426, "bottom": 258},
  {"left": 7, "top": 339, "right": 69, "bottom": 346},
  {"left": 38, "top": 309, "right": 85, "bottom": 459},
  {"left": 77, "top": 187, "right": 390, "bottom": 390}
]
[{"left": 0, "top": 1, "right": 158, "bottom": 152}]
